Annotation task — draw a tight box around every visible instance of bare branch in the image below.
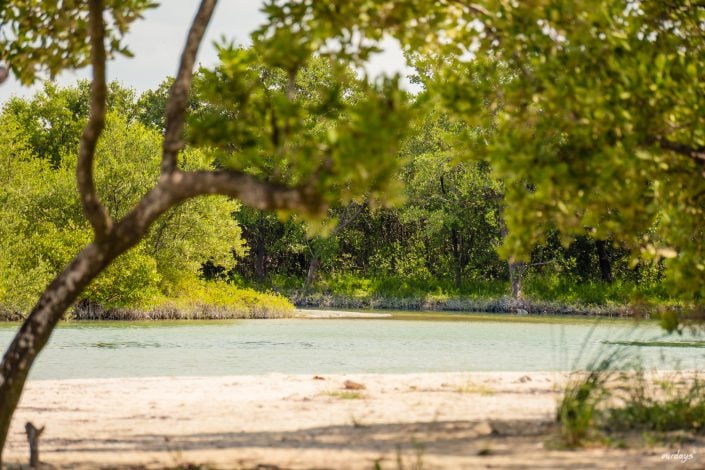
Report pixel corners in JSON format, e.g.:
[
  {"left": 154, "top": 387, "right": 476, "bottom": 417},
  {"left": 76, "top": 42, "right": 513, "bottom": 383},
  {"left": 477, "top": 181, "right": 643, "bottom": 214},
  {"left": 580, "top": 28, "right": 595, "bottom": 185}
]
[
  {"left": 77, "top": 0, "right": 112, "bottom": 240},
  {"left": 652, "top": 137, "right": 705, "bottom": 166},
  {"left": 175, "top": 170, "right": 325, "bottom": 214},
  {"left": 111, "top": 169, "right": 325, "bottom": 251},
  {"left": 330, "top": 201, "right": 365, "bottom": 236},
  {"left": 161, "top": 0, "right": 218, "bottom": 174}
]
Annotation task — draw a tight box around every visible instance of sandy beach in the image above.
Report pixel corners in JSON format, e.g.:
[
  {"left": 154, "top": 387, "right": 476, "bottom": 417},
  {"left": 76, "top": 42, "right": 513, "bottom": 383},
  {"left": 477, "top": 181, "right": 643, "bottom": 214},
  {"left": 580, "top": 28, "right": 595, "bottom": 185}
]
[{"left": 3, "top": 371, "right": 701, "bottom": 469}]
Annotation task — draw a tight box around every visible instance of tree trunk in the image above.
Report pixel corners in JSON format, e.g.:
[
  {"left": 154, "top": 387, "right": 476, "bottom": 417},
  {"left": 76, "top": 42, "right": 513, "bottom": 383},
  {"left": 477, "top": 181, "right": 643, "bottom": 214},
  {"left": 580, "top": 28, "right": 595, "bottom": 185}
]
[
  {"left": 0, "top": 242, "right": 114, "bottom": 463},
  {"left": 509, "top": 260, "right": 525, "bottom": 300},
  {"left": 595, "top": 240, "right": 613, "bottom": 283},
  {"left": 450, "top": 227, "right": 463, "bottom": 290},
  {"left": 496, "top": 203, "right": 525, "bottom": 300},
  {"left": 254, "top": 237, "right": 266, "bottom": 281},
  {"left": 304, "top": 254, "right": 321, "bottom": 291},
  {"left": 25, "top": 422, "right": 44, "bottom": 468}
]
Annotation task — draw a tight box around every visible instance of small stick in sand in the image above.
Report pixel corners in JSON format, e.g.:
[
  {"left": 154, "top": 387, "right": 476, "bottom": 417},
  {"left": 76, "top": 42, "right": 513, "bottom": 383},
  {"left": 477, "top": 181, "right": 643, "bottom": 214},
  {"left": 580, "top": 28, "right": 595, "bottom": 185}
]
[{"left": 25, "top": 421, "right": 45, "bottom": 468}]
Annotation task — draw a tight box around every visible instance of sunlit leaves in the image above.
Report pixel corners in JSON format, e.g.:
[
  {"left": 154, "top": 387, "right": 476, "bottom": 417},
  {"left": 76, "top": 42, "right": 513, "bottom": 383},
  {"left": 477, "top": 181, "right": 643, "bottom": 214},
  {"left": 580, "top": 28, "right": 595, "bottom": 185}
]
[
  {"left": 403, "top": 0, "right": 705, "bottom": 298},
  {"left": 0, "top": 94, "right": 245, "bottom": 311},
  {"left": 0, "top": 0, "right": 156, "bottom": 84},
  {"left": 188, "top": 46, "right": 414, "bottom": 211}
]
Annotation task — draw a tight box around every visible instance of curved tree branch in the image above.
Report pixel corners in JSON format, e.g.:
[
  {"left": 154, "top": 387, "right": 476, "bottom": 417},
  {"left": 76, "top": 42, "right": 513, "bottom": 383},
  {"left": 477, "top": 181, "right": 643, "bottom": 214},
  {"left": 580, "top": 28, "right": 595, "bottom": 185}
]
[
  {"left": 0, "top": 1, "right": 332, "bottom": 463},
  {"left": 77, "top": 0, "right": 113, "bottom": 240},
  {"left": 161, "top": 0, "right": 218, "bottom": 174},
  {"left": 112, "top": 169, "right": 326, "bottom": 248},
  {"left": 173, "top": 170, "right": 325, "bottom": 214},
  {"left": 652, "top": 137, "right": 705, "bottom": 167}
]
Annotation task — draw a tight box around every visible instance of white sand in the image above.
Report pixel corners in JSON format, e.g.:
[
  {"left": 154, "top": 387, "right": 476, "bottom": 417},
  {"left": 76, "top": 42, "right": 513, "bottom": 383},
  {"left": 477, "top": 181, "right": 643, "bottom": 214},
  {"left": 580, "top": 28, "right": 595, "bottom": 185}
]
[
  {"left": 295, "top": 309, "right": 393, "bottom": 318},
  {"left": 3, "top": 372, "right": 701, "bottom": 468}
]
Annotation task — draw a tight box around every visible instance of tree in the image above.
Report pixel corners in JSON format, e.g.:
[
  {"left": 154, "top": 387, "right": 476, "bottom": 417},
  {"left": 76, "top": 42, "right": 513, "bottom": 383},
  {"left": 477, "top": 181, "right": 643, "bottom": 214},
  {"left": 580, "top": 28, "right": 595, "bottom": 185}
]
[
  {"left": 0, "top": 0, "right": 412, "bottom": 460},
  {"left": 2, "top": 0, "right": 703, "bottom": 460},
  {"left": 303, "top": 201, "right": 365, "bottom": 291},
  {"left": 414, "top": 0, "right": 705, "bottom": 300},
  {"left": 0, "top": 93, "right": 246, "bottom": 315},
  {"left": 399, "top": 112, "right": 505, "bottom": 290},
  {"left": 257, "top": 0, "right": 703, "bottom": 300},
  {"left": 234, "top": 205, "right": 306, "bottom": 282}
]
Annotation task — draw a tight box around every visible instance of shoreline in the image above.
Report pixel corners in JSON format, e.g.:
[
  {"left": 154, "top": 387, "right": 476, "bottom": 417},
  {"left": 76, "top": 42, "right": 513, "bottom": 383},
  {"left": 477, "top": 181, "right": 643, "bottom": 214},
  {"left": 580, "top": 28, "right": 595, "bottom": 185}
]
[
  {"left": 0, "top": 294, "right": 670, "bottom": 322},
  {"left": 290, "top": 293, "right": 655, "bottom": 318},
  {"left": 6, "top": 372, "right": 701, "bottom": 469}
]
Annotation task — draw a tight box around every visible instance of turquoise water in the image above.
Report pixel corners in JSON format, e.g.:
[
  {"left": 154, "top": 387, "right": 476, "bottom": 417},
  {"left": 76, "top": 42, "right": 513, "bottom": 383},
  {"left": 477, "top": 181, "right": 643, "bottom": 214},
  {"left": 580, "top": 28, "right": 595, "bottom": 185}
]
[{"left": 0, "top": 314, "right": 703, "bottom": 380}]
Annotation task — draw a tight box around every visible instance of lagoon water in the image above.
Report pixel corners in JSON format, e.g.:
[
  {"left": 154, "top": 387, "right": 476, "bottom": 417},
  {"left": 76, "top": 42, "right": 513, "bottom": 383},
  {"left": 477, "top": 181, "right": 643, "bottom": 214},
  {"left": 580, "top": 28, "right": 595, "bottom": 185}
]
[{"left": 0, "top": 313, "right": 703, "bottom": 380}]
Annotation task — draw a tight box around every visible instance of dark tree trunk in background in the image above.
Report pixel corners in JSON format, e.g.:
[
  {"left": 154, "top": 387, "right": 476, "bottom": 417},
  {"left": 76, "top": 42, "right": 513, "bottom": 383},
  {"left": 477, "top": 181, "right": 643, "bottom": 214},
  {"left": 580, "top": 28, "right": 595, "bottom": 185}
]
[
  {"left": 302, "top": 202, "right": 363, "bottom": 292},
  {"left": 254, "top": 237, "right": 266, "bottom": 281},
  {"left": 451, "top": 227, "right": 463, "bottom": 290},
  {"left": 440, "top": 174, "right": 466, "bottom": 290},
  {"left": 595, "top": 240, "right": 613, "bottom": 283},
  {"left": 304, "top": 254, "right": 321, "bottom": 291}
]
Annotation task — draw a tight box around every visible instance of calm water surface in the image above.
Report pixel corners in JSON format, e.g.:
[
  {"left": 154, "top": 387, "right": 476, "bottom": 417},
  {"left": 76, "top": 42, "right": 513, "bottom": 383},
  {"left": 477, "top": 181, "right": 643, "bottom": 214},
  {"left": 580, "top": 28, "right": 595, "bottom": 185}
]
[{"left": 0, "top": 313, "right": 702, "bottom": 380}]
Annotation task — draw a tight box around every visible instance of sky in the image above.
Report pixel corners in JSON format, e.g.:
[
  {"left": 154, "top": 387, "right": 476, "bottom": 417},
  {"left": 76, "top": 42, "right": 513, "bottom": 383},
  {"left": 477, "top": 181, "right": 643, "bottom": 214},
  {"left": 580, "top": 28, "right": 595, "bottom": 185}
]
[{"left": 0, "top": 1, "right": 414, "bottom": 102}]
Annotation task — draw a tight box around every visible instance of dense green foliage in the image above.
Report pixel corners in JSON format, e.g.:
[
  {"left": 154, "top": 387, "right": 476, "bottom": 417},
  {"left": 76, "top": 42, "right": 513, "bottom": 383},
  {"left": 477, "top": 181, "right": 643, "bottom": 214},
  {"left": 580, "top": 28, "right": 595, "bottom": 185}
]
[
  {"left": 1, "top": 0, "right": 702, "bottom": 313},
  {"left": 0, "top": 76, "right": 669, "bottom": 316},
  {"left": 223, "top": 110, "right": 670, "bottom": 307},
  {"left": 219, "top": 0, "right": 702, "bottom": 309},
  {"left": 0, "top": 0, "right": 156, "bottom": 84},
  {"left": 0, "top": 82, "right": 295, "bottom": 317}
]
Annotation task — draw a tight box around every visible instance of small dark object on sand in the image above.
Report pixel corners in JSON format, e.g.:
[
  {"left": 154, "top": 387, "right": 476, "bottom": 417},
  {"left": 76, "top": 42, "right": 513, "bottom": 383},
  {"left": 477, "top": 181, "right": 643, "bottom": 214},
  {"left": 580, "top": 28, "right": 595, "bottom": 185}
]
[{"left": 344, "top": 380, "right": 366, "bottom": 390}]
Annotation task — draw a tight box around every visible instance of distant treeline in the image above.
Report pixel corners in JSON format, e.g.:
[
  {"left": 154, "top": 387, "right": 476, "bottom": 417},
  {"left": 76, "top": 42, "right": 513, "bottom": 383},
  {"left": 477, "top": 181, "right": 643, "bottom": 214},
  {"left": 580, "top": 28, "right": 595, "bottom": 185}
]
[{"left": 0, "top": 77, "right": 672, "bottom": 317}]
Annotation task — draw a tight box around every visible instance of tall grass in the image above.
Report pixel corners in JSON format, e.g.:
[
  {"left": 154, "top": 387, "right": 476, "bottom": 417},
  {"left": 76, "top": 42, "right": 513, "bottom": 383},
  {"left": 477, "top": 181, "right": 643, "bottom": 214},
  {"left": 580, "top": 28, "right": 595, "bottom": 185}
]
[{"left": 557, "top": 340, "right": 705, "bottom": 448}]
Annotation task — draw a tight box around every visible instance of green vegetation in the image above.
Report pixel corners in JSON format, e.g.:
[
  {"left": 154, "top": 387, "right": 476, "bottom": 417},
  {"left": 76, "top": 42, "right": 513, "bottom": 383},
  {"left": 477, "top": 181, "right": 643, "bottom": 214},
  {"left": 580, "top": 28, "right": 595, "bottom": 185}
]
[
  {"left": 606, "top": 375, "right": 705, "bottom": 434},
  {"left": 72, "top": 282, "right": 293, "bottom": 320},
  {"left": 558, "top": 355, "right": 705, "bottom": 448},
  {"left": 0, "top": 83, "right": 297, "bottom": 319},
  {"left": 326, "top": 390, "right": 366, "bottom": 400},
  {"left": 0, "top": 0, "right": 704, "bottom": 462},
  {"left": 0, "top": 78, "right": 682, "bottom": 320}
]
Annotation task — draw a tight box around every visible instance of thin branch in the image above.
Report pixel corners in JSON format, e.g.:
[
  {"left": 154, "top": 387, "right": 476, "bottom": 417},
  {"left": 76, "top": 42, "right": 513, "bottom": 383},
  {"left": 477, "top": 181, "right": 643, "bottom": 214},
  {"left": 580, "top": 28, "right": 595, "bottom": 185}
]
[
  {"left": 652, "top": 137, "right": 705, "bottom": 166},
  {"left": 331, "top": 201, "right": 365, "bottom": 236},
  {"left": 161, "top": 0, "right": 218, "bottom": 174},
  {"left": 77, "top": 0, "right": 112, "bottom": 240},
  {"left": 528, "top": 259, "right": 557, "bottom": 267}
]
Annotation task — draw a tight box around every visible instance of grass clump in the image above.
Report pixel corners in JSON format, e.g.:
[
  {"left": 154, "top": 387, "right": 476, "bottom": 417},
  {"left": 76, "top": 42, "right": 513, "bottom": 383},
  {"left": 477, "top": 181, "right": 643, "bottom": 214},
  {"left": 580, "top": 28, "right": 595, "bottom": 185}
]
[
  {"left": 557, "top": 365, "right": 616, "bottom": 447},
  {"left": 605, "top": 373, "right": 705, "bottom": 434},
  {"left": 327, "top": 390, "right": 366, "bottom": 400},
  {"left": 156, "top": 280, "right": 294, "bottom": 319},
  {"left": 557, "top": 356, "right": 705, "bottom": 448},
  {"left": 454, "top": 381, "right": 495, "bottom": 396}
]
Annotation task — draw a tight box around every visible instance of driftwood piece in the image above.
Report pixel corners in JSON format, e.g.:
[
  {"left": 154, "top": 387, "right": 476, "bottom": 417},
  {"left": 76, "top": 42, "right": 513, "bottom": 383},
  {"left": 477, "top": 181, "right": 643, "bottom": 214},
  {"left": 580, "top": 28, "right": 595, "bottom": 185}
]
[{"left": 25, "top": 422, "right": 44, "bottom": 468}]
